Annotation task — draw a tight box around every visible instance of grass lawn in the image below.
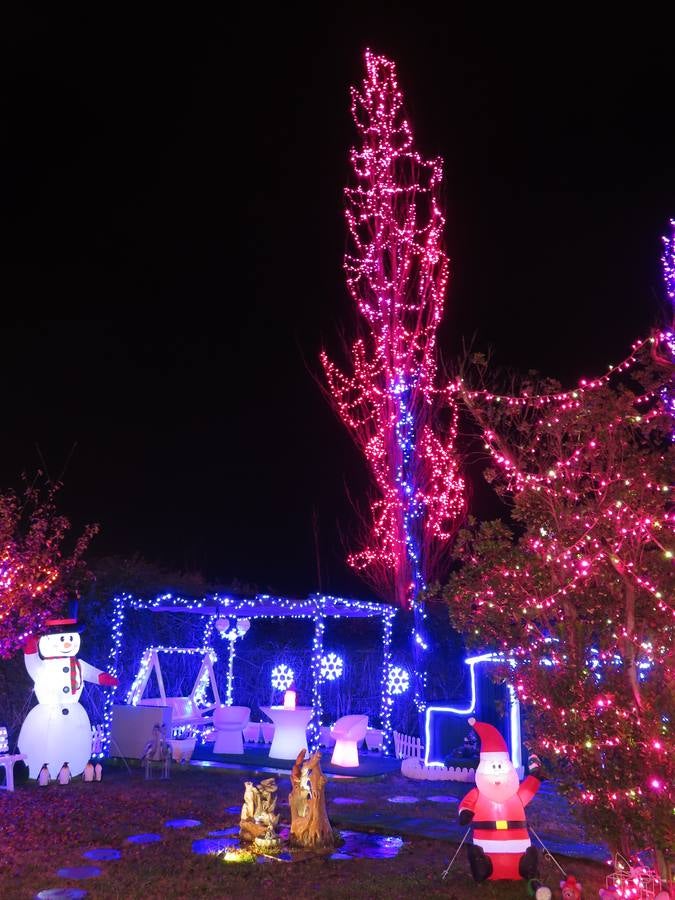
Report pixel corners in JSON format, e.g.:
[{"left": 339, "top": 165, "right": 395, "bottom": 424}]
[{"left": 0, "top": 762, "right": 612, "bottom": 899}]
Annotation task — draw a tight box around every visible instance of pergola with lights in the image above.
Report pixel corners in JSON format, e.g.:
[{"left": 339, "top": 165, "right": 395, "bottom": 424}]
[{"left": 103, "top": 592, "right": 397, "bottom": 754}]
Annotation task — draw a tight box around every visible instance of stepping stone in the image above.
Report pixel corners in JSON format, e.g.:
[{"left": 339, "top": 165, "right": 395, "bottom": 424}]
[
  {"left": 36, "top": 891, "right": 88, "bottom": 899},
  {"left": 164, "top": 818, "right": 201, "bottom": 828},
  {"left": 224, "top": 805, "right": 240, "bottom": 814},
  {"left": 208, "top": 827, "right": 239, "bottom": 837},
  {"left": 125, "top": 833, "right": 162, "bottom": 844},
  {"left": 427, "top": 795, "right": 458, "bottom": 803},
  {"left": 56, "top": 867, "right": 102, "bottom": 880},
  {"left": 329, "top": 852, "right": 352, "bottom": 860},
  {"left": 331, "top": 797, "right": 364, "bottom": 805},
  {"left": 82, "top": 848, "right": 122, "bottom": 861},
  {"left": 387, "top": 795, "right": 418, "bottom": 803}
]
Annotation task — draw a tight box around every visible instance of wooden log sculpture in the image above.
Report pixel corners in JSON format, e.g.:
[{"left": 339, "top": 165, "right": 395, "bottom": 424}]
[{"left": 289, "top": 749, "right": 336, "bottom": 849}]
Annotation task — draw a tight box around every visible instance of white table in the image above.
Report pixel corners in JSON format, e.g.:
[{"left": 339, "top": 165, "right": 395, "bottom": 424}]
[{"left": 259, "top": 705, "right": 313, "bottom": 760}]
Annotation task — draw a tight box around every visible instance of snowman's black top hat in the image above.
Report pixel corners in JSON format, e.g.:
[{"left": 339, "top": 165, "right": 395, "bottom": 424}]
[{"left": 44, "top": 601, "right": 83, "bottom": 633}]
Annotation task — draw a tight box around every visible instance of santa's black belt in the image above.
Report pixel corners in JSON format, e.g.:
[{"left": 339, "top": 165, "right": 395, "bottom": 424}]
[{"left": 472, "top": 820, "right": 527, "bottom": 830}]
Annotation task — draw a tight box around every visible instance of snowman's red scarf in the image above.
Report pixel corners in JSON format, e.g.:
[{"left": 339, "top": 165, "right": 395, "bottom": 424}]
[{"left": 43, "top": 657, "right": 82, "bottom": 693}]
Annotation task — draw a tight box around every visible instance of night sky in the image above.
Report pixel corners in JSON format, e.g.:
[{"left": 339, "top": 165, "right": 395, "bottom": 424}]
[{"left": 2, "top": 11, "right": 673, "bottom": 598}]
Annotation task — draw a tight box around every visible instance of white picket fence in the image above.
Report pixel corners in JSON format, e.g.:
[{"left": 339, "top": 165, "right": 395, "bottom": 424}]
[{"left": 393, "top": 730, "right": 423, "bottom": 760}]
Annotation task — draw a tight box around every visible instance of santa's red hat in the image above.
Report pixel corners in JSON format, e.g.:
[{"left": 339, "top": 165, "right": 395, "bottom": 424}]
[{"left": 468, "top": 717, "right": 508, "bottom": 756}]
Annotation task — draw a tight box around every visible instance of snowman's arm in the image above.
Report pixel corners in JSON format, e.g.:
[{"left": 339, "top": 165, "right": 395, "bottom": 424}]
[
  {"left": 80, "top": 659, "right": 119, "bottom": 687},
  {"left": 517, "top": 775, "right": 541, "bottom": 807},
  {"left": 23, "top": 636, "right": 42, "bottom": 682}
]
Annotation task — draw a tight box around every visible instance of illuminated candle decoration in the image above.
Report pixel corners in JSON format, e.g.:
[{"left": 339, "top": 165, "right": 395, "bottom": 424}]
[
  {"left": 283, "top": 683, "right": 297, "bottom": 709},
  {"left": 271, "top": 664, "right": 295, "bottom": 692},
  {"left": 387, "top": 665, "right": 409, "bottom": 695},
  {"left": 320, "top": 652, "right": 344, "bottom": 681},
  {"left": 322, "top": 50, "right": 467, "bottom": 712}
]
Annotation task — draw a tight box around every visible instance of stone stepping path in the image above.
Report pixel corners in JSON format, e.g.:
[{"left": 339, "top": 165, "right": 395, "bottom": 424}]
[
  {"left": 125, "top": 833, "right": 162, "bottom": 844},
  {"left": 386, "top": 795, "right": 418, "bottom": 804},
  {"left": 331, "top": 797, "right": 364, "bottom": 805},
  {"left": 164, "top": 818, "right": 202, "bottom": 828},
  {"left": 82, "top": 848, "right": 122, "bottom": 861},
  {"left": 36, "top": 890, "right": 88, "bottom": 899},
  {"left": 56, "top": 867, "right": 102, "bottom": 880},
  {"left": 427, "top": 795, "right": 458, "bottom": 803}
]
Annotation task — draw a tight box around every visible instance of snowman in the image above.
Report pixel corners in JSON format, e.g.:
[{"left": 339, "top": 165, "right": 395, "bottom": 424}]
[
  {"left": 458, "top": 717, "right": 542, "bottom": 882},
  {"left": 17, "top": 608, "right": 118, "bottom": 779}
]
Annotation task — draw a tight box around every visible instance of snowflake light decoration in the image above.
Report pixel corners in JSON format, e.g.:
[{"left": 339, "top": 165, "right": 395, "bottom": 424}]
[
  {"left": 388, "top": 666, "right": 410, "bottom": 695},
  {"left": 320, "top": 652, "right": 344, "bottom": 681},
  {"left": 270, "top": 663, "right": 294, "bottom": 691}
]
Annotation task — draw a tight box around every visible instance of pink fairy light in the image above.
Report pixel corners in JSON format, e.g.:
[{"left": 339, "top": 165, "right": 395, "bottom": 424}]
[{"left": 322, "top": 50, "right": 466, "bottom": 610}]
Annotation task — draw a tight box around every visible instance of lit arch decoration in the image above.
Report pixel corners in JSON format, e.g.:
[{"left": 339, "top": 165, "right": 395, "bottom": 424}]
[{"left": 102, "top": 592, "right": 397, "bottom": 754}]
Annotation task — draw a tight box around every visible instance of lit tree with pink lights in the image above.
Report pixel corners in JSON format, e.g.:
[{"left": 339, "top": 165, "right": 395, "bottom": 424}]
[
  {"left": 443, "top": 325, "right": 674, "bottom": 865},
  {"left": 0, "top": 481, "right": 98, "bottom": 658},
  {"left": 322, "top": 51, "right": 466, "bottom": 711}
]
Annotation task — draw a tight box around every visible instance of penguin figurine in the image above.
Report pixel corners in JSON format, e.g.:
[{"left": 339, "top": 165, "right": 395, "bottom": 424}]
[
  {"left": 83, "top": 761, "right": 95, "bottom": 783},
  {"left": 94, "top": 762, "right": 103, "bottom": 782},
  {"left": 38, "top": 763, "right": 51, "bottom": 786},
  {"left": 57, "top": 762, "right": 72, "bottom": 785}
]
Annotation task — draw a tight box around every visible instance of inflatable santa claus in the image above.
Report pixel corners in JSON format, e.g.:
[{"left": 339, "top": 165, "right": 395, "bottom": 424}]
[
  {"left": 17, "top": 607, "right": 118, "bottom": 779},
  {"left": 458, "top": 716, "right": 542, "bottom": 882}
]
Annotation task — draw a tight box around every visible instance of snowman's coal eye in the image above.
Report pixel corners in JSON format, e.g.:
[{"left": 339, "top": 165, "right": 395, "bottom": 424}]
[{"left": 60, "top": 636, "right": 64, "bottom": 642}]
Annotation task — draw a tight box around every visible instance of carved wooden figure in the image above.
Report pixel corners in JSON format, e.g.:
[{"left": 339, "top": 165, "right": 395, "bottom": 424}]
[{"left": 289, "top": 749, "right": 336, "bottom": 849}]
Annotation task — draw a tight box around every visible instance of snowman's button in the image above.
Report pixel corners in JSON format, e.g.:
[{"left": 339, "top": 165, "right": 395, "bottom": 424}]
[
  {"left": 63, "top": 666, "right": 69, "bottom": 673},
  {"left": 63, "top": 687, "right": 70, "bottom": 693},
  {"left": 62, "top": 708, "right": 69, "bottom": 715}
]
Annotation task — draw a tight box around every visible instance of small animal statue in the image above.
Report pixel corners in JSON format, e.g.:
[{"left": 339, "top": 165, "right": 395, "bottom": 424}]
[
  {"left": 560, "top": 875, "right": 582, "bottom": 899},
  {"left": 241, "top": 781, "right": 256, "bottom": 822},
  {"left": 83, "top": 761, "right": 95, "bottom": 782},
  {"left": 141, "top": 724, "right": 171, "bottom": 780},
  {"left": 57, "top": 762, "right": 72, "bottom": 785},
  {"left": 38, "top": 763, "right": 51, "bottom": 786},
  {"left": 94, "top": 762, "right": 103, "bottom": 782},
  {"left": 560, "top": 875, "right": 581, "bottom": 900}
]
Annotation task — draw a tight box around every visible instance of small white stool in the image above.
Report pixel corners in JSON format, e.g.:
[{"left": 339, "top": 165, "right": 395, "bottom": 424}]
[{"left": 0, "top": 754, "right": 27, "bottom": 791}]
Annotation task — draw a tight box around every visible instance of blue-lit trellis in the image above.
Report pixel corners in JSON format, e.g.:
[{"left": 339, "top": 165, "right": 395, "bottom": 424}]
[{"left": 103, "top": 592, "right": 397, "bottom": 755}]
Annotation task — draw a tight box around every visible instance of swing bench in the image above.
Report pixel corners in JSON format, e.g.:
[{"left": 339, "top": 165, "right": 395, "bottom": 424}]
[{"left": 128, "top": 648, "right": 221, "bottom": 732}]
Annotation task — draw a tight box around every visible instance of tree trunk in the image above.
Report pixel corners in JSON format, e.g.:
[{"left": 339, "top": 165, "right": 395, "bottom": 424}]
[{"left": 289, "top": 749, "right": 336, "bottom": 849}]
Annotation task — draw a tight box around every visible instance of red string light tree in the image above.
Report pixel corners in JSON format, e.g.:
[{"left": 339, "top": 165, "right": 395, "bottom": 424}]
[
  {"left": 0, "top": 479, "right": 98, "bottom": 658},
  {"left": 444, "top": 327, "right": 674, "bottom": 872},
  {"left": 322, "top": 51, "right": 466, "bottom": 715}
]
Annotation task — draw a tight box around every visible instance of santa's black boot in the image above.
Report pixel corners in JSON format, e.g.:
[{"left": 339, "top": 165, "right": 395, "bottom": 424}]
[
  {"left": 467, "top": 844, "right": 493, "bottom": 882},
  {"left": 519, "top": 846, "right": 539, "bottom": 880}
]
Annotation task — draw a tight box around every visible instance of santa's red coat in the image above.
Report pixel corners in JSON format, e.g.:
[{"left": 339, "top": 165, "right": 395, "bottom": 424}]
[{"left": 459, "top": 775, "right": 540, "bottom": 856}]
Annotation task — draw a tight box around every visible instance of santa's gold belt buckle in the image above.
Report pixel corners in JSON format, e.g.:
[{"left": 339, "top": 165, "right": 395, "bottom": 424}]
[{"left": 496, "top": 820, "right": 508, "bottom": 830}]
